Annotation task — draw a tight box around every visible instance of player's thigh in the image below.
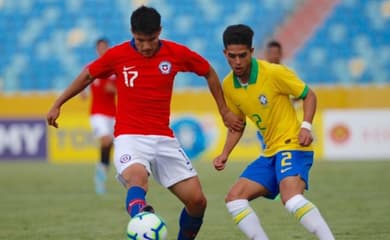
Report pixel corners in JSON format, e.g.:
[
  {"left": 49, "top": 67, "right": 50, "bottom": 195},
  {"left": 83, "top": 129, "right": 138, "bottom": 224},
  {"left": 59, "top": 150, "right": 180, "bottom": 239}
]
[
  {"left": 237, "top": 155, "right": 279, "bottom": 200},
  {"left": 114, "top": 135, "right": 157, "bottom": 188},
  {"left": 275, "top": 151, "right": 314, "bottom": 202},
  {"left": 152, "top": 136, "right": 197, "bottom": 188},
  {"left": 226, "top": 178, "right": 269, "bottom": 202},
  {"left": 121, "top": 163, "right": 150, "bottom": 189},
  {"left": 279, "top": 176, "right": 306, "bottom": 203}
]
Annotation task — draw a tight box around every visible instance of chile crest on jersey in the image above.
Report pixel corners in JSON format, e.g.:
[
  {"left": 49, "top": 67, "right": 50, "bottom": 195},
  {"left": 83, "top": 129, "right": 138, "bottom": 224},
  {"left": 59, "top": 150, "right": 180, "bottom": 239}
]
[{"left": 159, "top": 61, "right": 172, "bottom": 74}]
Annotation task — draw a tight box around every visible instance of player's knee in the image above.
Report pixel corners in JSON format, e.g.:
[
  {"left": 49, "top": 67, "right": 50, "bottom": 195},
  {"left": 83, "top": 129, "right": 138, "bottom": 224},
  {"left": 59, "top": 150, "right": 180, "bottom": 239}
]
[
  {"left": 193, "top": 194, "right": 207, "bottom": 209},
  {"left": 279, "top": 177, "right": 306, "bottom": 204},
  {"left": 122, "top": 166, "right": 149, "bottom": 189},
  {"left": 187, "top": 193, "right": 207, "bottom": 212},
  {"left": 225, "top": 191, "right": 241, "bottom": 203},
  {"left": 100, "top": 136, "right": 113, "bottom": 147},
  {"left": 280, "top": 194, "right": 289, "bottom": 205}
]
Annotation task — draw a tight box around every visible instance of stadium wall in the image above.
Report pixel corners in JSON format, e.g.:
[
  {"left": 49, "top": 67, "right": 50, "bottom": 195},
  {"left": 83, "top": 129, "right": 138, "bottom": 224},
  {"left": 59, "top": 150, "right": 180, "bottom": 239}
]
[{"left": 1, "top": 85, "right": 390, "bottom": 162}]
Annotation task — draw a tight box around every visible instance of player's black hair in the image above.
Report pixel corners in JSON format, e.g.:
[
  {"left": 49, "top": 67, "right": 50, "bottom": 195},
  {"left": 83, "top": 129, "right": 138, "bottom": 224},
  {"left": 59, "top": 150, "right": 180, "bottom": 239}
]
[
  {"left": 131, "top": 6, "right": 161, "bottom": 34},
  {"left": 96, "top": 38, "right": 109, "bottom": 46},
  {"left": 267, "top": 40, "right": 282, "bottom": 50},
  {"left": 223, "top": 24, "right": 254, "bottom": 49}
]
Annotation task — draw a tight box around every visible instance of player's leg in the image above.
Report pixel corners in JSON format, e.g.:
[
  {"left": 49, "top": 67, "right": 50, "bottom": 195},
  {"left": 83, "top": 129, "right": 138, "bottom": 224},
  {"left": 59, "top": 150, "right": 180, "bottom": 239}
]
[
  {"left": 153, "top": 136, "right": 205, "bottom": 240},
  {"left": 276, "top": 151, "right": 335, "bottom": 240},
  {"left": 95, "top": 135, "right": 113, "bottom": 192},
  {"left": 100, "top": 134, "right": 113, "bottom": 167},
  {"left": 121, "top": 163, "right": 150, "bottom": 217},
  {"left": 114, "top": 135, "right": 156, "bottom": 217},
  {"left": 169, "top": 176, "right": 207, "bottom": 240},
  {"left": 100, "top": 116, "right": 115, "bottom": 168},
  {"left": 225, "top": 178, "right": 269, "bottom": 240},
  {"left": 225, "top": 155, "right": 279, "bottom": 240},
  {"left": 91, "top": 115, "right": 113, "bottom": 194}
]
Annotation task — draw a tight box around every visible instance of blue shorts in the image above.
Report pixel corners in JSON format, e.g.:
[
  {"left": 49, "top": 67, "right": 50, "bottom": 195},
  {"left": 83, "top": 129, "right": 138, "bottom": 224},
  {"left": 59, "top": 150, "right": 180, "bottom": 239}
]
[{"left": 240, "top": 150, "right": 314, "bottom": 199}]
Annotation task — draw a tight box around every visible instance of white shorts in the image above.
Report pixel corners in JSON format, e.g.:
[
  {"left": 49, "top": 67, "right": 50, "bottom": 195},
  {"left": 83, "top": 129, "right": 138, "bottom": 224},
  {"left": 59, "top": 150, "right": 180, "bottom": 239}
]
[
  {"left": 114, "top": 134, "right": 197, "bottom": 188},
  {"left": 90, "top": 114, "right": 115, "bottom": 138}
]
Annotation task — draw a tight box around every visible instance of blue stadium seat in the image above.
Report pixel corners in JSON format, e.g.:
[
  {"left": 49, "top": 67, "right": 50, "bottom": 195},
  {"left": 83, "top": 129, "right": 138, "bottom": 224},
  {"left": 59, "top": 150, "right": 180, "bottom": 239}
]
[
  {"left": 0, "top": 0, "right": 293, "bottom": 91},
  {"left": 2, "top": 0, "right": 387, "bottom": 91},
  {"left": 293, "top": 0, "right": 390, "bottom": 84}
]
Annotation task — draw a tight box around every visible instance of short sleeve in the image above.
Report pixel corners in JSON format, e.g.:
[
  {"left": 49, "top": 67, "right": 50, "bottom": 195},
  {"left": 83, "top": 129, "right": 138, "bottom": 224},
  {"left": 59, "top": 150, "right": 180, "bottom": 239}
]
[
  {"left": 88, "top": 49, "right": 115, "bottom": 79},
  {"left": 223, "top": 83, "right": 245, "bottom": 119},
  {"left": 177, "top": 45, "right": 210, "bottom": 76},
  {"left": 272, "top": 65, "right": 307, "bottom": 98}
]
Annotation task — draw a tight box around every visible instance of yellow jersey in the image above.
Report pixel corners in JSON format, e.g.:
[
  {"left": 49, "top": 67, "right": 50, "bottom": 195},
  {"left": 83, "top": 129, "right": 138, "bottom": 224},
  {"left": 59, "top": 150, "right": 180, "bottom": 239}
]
[{"left": 222, "top": 59, "right": 312, "bottom": 156}]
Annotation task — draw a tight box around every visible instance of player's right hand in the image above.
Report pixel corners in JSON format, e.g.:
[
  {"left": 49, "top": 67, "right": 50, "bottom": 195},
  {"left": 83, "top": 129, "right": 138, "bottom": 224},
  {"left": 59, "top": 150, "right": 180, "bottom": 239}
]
[
  {"left": 213, "top": 154, "right": 228, "bottom": 171},
  {"left": 46, "top": 107, "right": 60, "bottom": 128}
]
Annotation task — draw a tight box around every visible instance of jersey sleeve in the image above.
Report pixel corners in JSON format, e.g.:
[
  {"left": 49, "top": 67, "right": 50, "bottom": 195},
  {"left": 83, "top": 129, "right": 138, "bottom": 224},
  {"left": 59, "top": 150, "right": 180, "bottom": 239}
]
[
  {"left": 177, "top": 45, "right": 210, "bottom": 76},
  {"left": 272, "top": 65, "right": 308, "bottom": 99},
  {"left": 223, "top": 82, "right": 246, "bottom": 119},
  {"left": 88, "top": 49, "right": 115, "bottom": 79}
]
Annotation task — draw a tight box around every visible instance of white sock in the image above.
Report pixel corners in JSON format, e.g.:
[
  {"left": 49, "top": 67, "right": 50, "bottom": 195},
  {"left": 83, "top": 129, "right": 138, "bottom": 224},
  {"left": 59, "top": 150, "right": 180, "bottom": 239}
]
[
  {"left": 226, "top": 199, "right": 269, "bottom": 240},
  {"left": 285, "top": 194, "right": 335, "bottom": 240}
]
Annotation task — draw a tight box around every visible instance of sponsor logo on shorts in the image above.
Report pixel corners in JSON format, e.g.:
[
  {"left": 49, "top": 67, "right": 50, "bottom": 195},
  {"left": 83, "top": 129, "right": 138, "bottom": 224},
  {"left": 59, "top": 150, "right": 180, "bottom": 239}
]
[
  {"left": 120, "top": 154, "right": 132, "bottom": 163},
  {"left": 281, "top": 167, "right": 292, "bottom": 173}
]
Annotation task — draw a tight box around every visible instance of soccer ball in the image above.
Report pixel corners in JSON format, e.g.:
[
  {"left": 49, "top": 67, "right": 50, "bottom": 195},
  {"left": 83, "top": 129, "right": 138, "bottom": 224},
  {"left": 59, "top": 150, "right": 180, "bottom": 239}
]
[{"left": 127, "top": 212, "right": 168, "bottom": 240}]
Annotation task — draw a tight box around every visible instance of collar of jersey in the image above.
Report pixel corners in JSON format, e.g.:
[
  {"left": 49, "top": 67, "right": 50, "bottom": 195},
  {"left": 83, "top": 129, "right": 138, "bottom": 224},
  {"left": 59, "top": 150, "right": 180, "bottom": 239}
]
[
  {"left": 130, "top": 38, "right": 162, "bottom": 51},
  {"left": 233, "top": 58, "right": 258, "bottom": 88}
]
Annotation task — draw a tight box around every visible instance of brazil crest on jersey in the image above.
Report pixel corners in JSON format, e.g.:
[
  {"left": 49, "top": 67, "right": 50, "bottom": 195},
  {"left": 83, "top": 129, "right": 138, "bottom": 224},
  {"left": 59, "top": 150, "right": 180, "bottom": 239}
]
[{"left": 222, "top": 59, "right": 312, "bottom": 156}]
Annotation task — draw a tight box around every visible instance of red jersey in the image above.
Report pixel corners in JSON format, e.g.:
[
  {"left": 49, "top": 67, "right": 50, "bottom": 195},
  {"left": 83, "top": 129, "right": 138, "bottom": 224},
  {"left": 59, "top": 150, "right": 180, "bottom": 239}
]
[
  {"left": 88, "top": 40, "right": 210, "bottom": 137},
  {"left": 90, "top": 75, "right": 116, "bottom": 117}
]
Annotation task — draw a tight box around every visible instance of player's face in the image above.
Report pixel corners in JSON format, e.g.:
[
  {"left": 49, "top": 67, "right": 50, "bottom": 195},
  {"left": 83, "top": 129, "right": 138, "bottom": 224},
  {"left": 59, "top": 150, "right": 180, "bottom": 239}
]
[
  {"left": 132, "top": 30, "right": 161, "bottom": 58},
  {"left": 97, "top": 42, "right": 109, "bottom": 57},
  {"left": 224, "top": 44, "right": 254, "bottom": 78},
  {"left": 266, "top": 46, "right": 282, "bottom": 64}
]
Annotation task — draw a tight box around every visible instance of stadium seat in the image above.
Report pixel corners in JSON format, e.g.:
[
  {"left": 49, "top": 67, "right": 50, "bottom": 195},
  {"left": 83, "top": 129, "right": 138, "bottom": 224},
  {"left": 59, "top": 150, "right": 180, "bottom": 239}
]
[
  {"left": 1, "top": 0, "right": 388, "bottom": 91},
  {"left": 292, "top": 0, "right": 390, "bottom": 84}
]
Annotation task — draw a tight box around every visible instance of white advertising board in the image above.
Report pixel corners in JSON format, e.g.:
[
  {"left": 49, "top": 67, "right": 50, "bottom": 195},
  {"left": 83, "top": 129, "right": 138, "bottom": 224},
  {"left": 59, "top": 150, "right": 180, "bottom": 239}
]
[{"left": 323, "top": 109, "right": 390, "bottom": 160}]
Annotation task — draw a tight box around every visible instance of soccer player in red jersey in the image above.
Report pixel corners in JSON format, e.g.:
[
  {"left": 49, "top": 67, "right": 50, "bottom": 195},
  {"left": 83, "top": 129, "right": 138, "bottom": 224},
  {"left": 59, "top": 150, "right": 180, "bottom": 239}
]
[
  {"left": 47, "top": 6, "right": 243, "bottom": 240},
  {"left": 88, "top": 38, "right": 116, "bottom": 195}
]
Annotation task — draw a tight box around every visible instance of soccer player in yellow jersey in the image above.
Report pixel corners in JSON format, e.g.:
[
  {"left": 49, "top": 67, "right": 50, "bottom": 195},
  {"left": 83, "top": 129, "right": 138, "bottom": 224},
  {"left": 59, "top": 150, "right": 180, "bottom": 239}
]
[
  {"left": 214, "top": 24, "right": 335, "bottom": 240},
  {"left": 257, "top": 40, "right": 284, "bottom": 150}
]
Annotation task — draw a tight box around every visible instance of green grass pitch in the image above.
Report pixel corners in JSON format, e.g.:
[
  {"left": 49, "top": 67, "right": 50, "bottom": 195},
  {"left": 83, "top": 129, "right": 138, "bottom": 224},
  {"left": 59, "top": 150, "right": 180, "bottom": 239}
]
[{"left": 1, "top": 160, "right": 390, "bottom": 239}]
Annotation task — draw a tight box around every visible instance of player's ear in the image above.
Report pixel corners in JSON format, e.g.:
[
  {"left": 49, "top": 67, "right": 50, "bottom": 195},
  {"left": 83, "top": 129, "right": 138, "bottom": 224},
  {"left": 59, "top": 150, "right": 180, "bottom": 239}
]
[
  {"left": 250, "top": 47, "right": 254, "bottom": 53},
  {"left": 157, "top": 26, "right": 162, "bottom": 36}
]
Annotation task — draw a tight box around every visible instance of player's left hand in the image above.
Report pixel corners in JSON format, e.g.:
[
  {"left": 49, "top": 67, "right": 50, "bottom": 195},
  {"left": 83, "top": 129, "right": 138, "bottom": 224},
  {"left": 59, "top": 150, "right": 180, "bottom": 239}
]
[
  {"left": 222, "top": 111, "right": 245, "bottom": 132},
  {"left": 298, "top": 128, "right": 313, "bottom": 146},
  {"left": 213, "top": 154, "right": 228, "bottom": 171}
]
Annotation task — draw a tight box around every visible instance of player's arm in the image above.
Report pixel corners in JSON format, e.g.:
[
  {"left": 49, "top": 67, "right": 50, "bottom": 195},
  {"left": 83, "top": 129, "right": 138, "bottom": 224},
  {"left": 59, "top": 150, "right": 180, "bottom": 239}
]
[
  {"left": 213, "top": 127, "right": 245, "bottom": 171},
  {"left": 272, "top": 65, "right": 316, "bottom": 146},
  {"left": 47, "top": 69, "right": 94, "bottom": 128},
  {"left": 299, "top": 87, "right": 317, "bottom": 146},
  {"left": 204, "top": 66, "right": 244, "bottom": 132}
]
